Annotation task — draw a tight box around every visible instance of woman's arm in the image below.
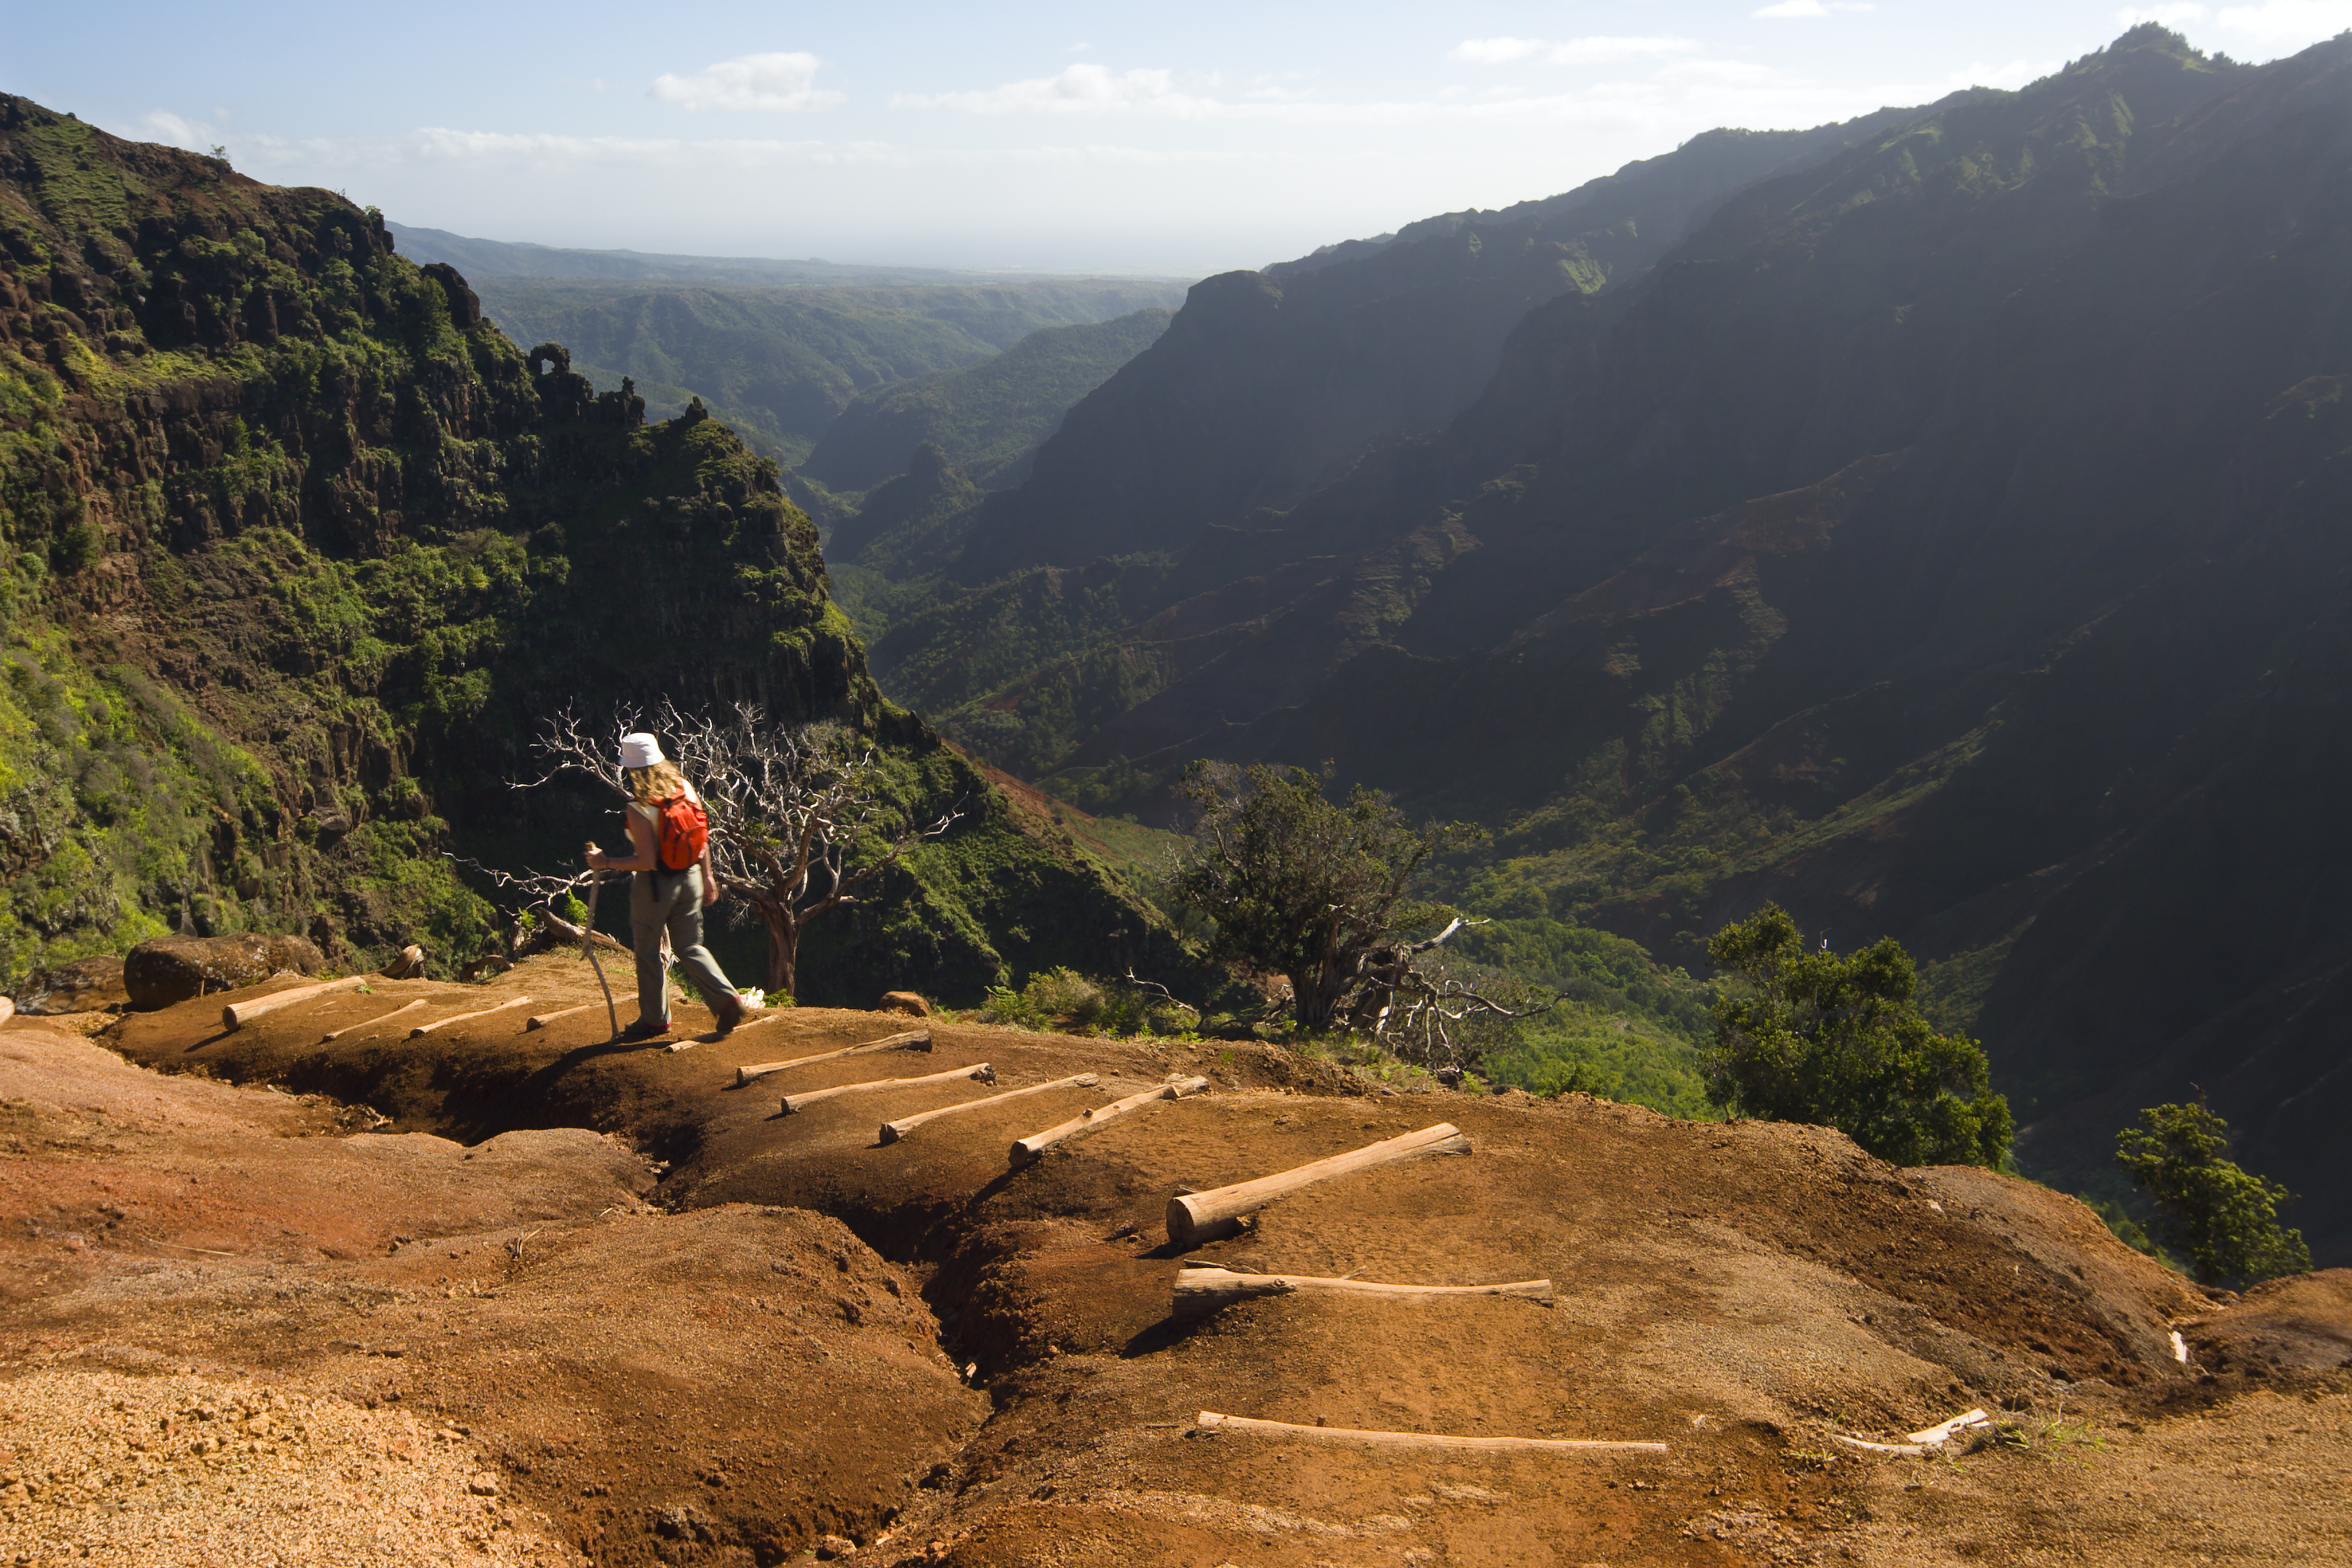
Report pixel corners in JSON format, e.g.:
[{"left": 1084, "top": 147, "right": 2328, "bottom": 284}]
[
  {"left": 700, "top": 842, "right": 721, "bottom": 906},
  {"left": 584, "top": 806, "right": 658, "bottom": 873}
]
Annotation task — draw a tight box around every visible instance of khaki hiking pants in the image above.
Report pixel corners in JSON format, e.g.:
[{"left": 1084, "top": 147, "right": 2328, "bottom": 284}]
[{"left": 629, "top": 864, "right": 737, "bottom": 1028}]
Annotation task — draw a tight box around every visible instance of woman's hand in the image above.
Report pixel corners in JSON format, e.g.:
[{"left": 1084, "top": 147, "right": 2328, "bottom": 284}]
[{"left": 583, "top": 841, "right": 605, "bottom": 871}]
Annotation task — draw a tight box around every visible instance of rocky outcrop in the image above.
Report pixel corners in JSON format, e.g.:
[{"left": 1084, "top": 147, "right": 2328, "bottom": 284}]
[
  {"left": 14, "top": 956, "right": 127, "bottom": 1014},
  {"left": 122, "top": 934, "right": 325, "bottom": 1010}
]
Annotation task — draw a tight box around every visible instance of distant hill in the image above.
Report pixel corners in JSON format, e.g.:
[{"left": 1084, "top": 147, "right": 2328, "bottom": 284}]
[
  {"left": 858, "top": 27, "right": 2352, "bottom": 1260},
  {"left": 385, "top": 222, "right": 1147, "bottom": 289},
  {"left": 801, "top": 309, "right": 1173, "bottom": 492},
  {"left": 466, "top": 278, "right": 1188, "bottom": 463}
]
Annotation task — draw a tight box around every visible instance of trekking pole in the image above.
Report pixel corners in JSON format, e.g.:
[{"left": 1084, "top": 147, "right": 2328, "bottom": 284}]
[{"left": 577, "top": 868, "right": 621, "bottom": 1040}]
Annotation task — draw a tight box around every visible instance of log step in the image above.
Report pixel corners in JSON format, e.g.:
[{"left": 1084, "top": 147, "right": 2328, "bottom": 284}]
[
  {"left": 1171, "top": 1266, "right": 1553, "bottom": 1318},
  {"left": 781, "top": 1062, "right": 993, "bottom": 1116},
  {"left": 221, "top": 975, "right": 369, "bottom": 1031},
  {"left": 1011, "top": 1076, "right": 1210, "bottom": 1165},
  {"left": 735, "top": 1028, "right": 931, "bottom": 1086},
  {"left": 880, "top": 1073, "right": 1100, "bottom": 1145},
  {"left": 407, "top": 996, "right": 532, "bottom": 1038},
  {"left": 1193, "top": 1412, "right": 1663, "bottom": 1454},
  {"left": 1165, "top": 1122, "right": 1471, "bottom": 1247}
]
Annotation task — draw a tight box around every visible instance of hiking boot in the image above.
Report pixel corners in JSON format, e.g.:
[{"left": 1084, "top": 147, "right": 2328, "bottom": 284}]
[
  {"left": 619, "top": 1019, "right": 671, "bottom": 1042},
  {"left": 713, "top": 996, "right": 762, "bottom": 1037}
]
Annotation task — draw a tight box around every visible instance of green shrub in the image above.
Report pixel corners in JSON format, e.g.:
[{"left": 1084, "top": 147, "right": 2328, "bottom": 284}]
[
  {"left": 1702, "top": 903, "right": 2012, "bottom": 1168},
  {"left": 978, "top": 965, "right": 1194, "bottom": 1037},
  {"left": 2115, "top": 1102, "right": 2311, "bottom": 1288}
]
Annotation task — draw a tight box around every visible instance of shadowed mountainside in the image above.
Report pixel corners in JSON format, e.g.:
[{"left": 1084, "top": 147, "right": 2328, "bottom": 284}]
[
  {"left": 800, "top": 308, "right": 1172, "bottom": 492},
  {"left": 843, "top": 28, "right": 2352, "bottom": 1260}
]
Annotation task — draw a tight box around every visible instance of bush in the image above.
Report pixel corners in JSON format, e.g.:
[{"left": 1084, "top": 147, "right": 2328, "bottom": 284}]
[
  {"left": 978, "top": 967, "right": 1195, "bottom": 1037},
  {"left": 2115, "top": 1102, "right": 2311, "bottom": 1288},
  {"left": 1702, "top": 903, "right": 2012, "bottom": 1168}
]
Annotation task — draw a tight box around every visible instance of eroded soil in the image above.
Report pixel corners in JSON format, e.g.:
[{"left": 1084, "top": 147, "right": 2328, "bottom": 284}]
[{"left": 4, "top": 952, "right": 2347, "bottom": 1566}]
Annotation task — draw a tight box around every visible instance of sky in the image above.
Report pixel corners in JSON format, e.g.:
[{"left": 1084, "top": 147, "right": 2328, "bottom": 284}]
[{"left": 6, "top": 1, "right": 2348, "bottom": 276}]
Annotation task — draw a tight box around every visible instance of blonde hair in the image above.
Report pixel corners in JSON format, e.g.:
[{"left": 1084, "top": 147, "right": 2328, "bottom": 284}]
[{"left": 626, "top": 760, "right": 687, "bottom": 805}]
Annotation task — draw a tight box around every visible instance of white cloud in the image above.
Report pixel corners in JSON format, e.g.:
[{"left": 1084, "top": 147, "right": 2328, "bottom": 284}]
[
  {"left": 1547, "top": 36, "right": 1706, "bottom": 63},
  {"left": 1452, "top": 35, "right": 1702, "bottom": 66},
  {"left": 2115, "top": 3, "right": 2210, "bottom": 22},
  {"left": 1755, "top": 0, "right": 1877, "bottom": 15},
  {"left": 1450, "top": 37, "right": 1550, "bottom": 64},
  {"left": 894, "top": 63, "right": 1220, "bottom": 115},
  {"left": 648, "top": 52, "right": 843, "bottom": 113},
  {"left": 2214, "top": 0, "right": 2352, "bottom": 45},
  {"left": 141, "top": 109, "right": 211, "bottom": 149}
]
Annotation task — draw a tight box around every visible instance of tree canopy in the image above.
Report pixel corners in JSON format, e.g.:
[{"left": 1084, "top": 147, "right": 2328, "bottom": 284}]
[
  {"left": 2115, "top": 1102, "right": 2311, "bottom": 1288},
  {"left": 1165, "top": 762, "right": 1481, "bottom": 1031},
  {"left": 1704, "top": 904, "right": 2012, "bottom": 1168}
]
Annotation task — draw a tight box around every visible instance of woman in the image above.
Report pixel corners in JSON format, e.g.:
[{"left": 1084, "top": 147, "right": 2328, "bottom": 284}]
[{"left": 583, "top": 732, "right": 753, "bottom": 1040}]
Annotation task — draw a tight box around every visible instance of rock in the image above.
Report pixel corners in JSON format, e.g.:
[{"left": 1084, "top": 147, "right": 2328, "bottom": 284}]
[
  {"left": 467, "top": 1474, "right": 500, "bottom": 1497},
  {"left": 1435, "top": 1066, "right": 1463, "bottom": 1089},
  {"left": 381, "top": 944, "right": 426, "bottom": 980},
  {"left": 877, "top": 991, "right": 929, "bottom": 1018},
  {"left": 16, "top": 955, "right": 129, "bottom": 1014},
  {"left": 815, "top": 1534, "right": 858, "bottom": 1559},
  {"left": 122, "top": 934, "right": 325, "bottom": 1010}
]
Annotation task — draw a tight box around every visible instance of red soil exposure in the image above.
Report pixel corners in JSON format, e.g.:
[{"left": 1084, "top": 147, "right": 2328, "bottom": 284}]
[{"left": 5, "top": 951, "right": 2348, "bottom": 1565}]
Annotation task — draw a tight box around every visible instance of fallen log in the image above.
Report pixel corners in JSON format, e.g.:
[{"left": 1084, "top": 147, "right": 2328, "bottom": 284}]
[
  {"left": 525, "top": 1001, "right": 601, "bottom": 1031},
  {"left": 221, "top": 974, "right": 371, "bottom": 1031},
  {"left": 1906, "top": 1408, "right": 1991, "bottom": 1446},
  {"left": 1171, "top": 1266, "right": 1552, "bottom": 1319},
  {"left": 781, "top": 1062, "right": 994, "bottom": 1116},
  {"left": 407, "top": 995, "right": 534, "bottom": 1039},
  {"left": 1011, "top": 1076, "right": 1210, "bottom": 1165},
  {"left": 0, "top": 995, "right": 12, "bottom": 1024},
  {"left": 323, "top": 998, "right": 429, "bottom": 1041},
  {"left": 1192, "top": 1412, "right": 1664, "bottom": 1454},
  {"left": 735, "top": 1028, "right": 932, "bottom": 1086},
  {"left": 880, "top": 1073, "right": 1101, "bottom": 1145},
  {"left": 1165, "top": 1122, "right": 1471, "bottom": 1247}
]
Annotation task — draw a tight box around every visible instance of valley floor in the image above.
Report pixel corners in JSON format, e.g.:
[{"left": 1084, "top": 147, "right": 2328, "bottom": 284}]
[{"left": 2, "top": 956, "right": 2347, "bottom": 1566}]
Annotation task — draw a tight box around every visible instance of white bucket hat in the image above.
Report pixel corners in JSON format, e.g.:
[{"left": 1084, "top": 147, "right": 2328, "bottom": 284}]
[{"left": 617, "top": 732, "right": 665, "bottom": 769}]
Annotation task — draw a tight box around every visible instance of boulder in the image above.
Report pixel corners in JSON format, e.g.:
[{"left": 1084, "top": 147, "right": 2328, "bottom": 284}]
[
  {"left": 877, "top": 990, "right": 930, "bottom": 1018},
  {"left": 15, "top": 955, "right": 129, "bottom": 1014},
  {"left": 123, "top": 933, "right": 325, "bottom": 1011}
]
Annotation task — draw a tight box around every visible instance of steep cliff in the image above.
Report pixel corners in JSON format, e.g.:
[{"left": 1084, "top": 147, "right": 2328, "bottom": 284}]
[{"left": 0, "top": 95, "right": 1174, "bottom": 1003}]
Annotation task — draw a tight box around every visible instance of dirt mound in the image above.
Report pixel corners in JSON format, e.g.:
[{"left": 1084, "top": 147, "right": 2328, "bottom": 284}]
[{"left": 19, "top": 959, "right": 2352, "bottom": 1564}]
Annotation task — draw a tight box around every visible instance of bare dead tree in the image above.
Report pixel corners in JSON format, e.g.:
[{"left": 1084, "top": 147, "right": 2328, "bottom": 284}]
[
  {"left": 1342, "top": 918, "right": 1565, "bottom": 1067},
  {"left": 520, "top": 701, "right": 962, "bottom": 998}
]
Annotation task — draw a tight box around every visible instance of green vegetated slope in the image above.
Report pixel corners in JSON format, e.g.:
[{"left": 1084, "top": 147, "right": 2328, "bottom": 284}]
[
  {"left": 799, "top": 308, "right": 1172, "bottom": 491},
  {"left": 0, "top": 94, "right": 1181, "bottom": 1004},
  {"left": 464, "top": 277, "right": 1186, "bottom": 466},
  {"left": 854, "top": 28, "right": 2352, "bottom": 1259}
]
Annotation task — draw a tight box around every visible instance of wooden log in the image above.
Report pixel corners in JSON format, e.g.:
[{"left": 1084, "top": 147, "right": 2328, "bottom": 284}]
[
  {"left": 0, "top": 995, "right": 13, "bottom": 1024},
  {"left": 735, "top": 1028, "right": 932, "bottom": 1086},
  {"left": 1832, "top": 1435, "right": 1931, "bottom": 1457},
  {"left": 781, "top": 1062, "right": 994, "bottom": 1116},
  {"left": 1906, "top": 1408, "right": 1991, "bottom": 1446},
  {"left": 323, "top": 998, "right": 428, "bottom": 1041},
  {"left": 1011, "top": 1076, "right": 1210, "bottom": 1165},
  {"left": 407, "top": 995, "right": 533, "bottom": 1038},
  {"left": 1192, "top": 1412, "right": 1664, "bottom": 1454},
  {"left": 221, "top": 974, "right": 371, "bottom": 1031},
  {"left": 526, "top": 1001, "right": 601, "bottom": 1031},
  {"left": 1171, "top": 1266, "right": 1553, "bottom": 1319},
  {"left": 880, "top": 1073, "right": 1101, "bottom": 1145},
  {"left": 1165, "top": 1122, "right": 1471, "bottom": 1248}
]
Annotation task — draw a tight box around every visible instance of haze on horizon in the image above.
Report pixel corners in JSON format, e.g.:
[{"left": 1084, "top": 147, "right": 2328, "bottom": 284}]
[{"left": 7, "top": 0, "right": 2348, "bottom": 276}]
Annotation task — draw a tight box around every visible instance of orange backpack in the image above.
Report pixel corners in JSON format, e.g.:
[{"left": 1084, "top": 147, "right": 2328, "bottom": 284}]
[{"left": 654, "top": 792, "right": 709, "bottom": 871}]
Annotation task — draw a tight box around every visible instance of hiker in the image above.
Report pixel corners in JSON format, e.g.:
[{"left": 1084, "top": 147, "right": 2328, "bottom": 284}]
[{"left": 583, "top": 732, "right": 753, "bottom": 1040}]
